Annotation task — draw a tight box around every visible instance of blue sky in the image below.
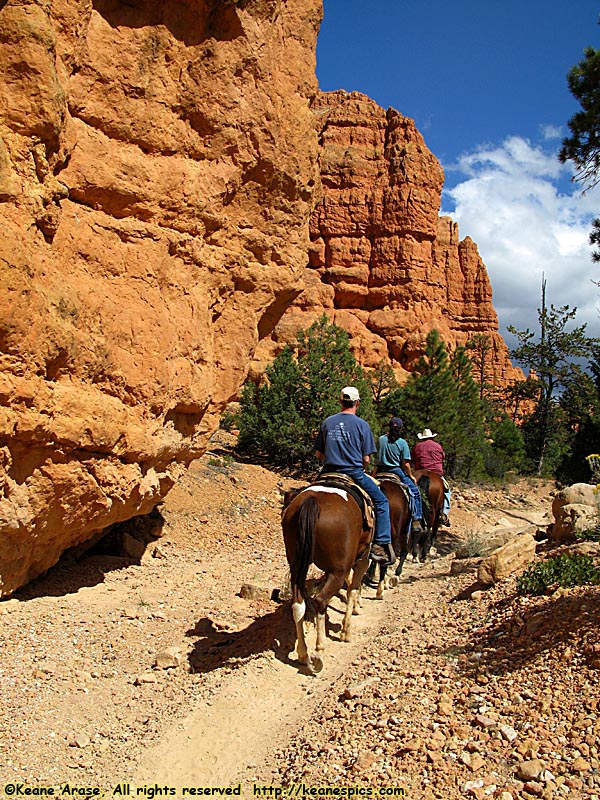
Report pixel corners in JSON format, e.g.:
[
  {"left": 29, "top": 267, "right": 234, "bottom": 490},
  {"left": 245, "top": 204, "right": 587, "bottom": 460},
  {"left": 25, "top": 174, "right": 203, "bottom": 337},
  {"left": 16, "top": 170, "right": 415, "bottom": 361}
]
[{"left": 317, "top": 1, "right": 600, "bottom": 344}]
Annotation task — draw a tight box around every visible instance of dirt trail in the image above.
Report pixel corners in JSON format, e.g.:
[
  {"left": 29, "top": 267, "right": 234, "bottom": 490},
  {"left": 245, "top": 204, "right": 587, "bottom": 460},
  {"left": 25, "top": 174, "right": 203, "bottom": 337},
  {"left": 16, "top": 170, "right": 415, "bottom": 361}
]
[
  {"left": 2, "top": 447, "right": 599, "bottom": 800},
  {"left": 137, "top": 584, "right": 389, "bottom": 786}
]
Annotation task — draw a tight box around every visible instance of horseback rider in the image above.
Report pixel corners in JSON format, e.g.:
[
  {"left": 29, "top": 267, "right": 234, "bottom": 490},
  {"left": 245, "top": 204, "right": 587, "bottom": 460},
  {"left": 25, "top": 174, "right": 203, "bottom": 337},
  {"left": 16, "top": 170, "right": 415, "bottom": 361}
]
[
  {"left": 314, "top": 387, "right": 396, "bottom": 566},
  {"left": 412, "top": 428, "right": 451, "bottom": 526},
  {"left": 375, "top": 418, "right": 425, "bottom": 534}
]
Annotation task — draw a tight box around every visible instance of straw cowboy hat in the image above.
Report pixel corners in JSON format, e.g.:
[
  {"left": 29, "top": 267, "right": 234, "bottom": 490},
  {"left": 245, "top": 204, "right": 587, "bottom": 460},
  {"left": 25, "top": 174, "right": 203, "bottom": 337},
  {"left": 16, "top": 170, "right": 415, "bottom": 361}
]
[{"left": 417, "top": 428, "right": 437, "bottom": 439}]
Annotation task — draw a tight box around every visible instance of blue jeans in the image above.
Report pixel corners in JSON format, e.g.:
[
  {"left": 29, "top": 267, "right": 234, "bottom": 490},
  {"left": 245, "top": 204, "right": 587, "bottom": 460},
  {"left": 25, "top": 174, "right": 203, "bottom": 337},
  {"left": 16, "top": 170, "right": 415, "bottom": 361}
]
[
  {"left": 331, "top": 467, "right": 391, "bottom": 545},
  {"left": 380, "top": 467, "right": 423, "bottom": 521},
  {"left": 443, "top": 488, "right": 451, "bottom": 516}
]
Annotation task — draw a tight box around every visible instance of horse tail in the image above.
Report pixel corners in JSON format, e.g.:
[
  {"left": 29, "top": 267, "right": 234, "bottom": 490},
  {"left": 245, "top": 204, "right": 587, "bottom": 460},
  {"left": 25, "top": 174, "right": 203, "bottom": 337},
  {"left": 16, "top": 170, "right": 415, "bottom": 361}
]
[
  {"left": 293, "top": 495, "right": 319, "bottom": 601},
  {"left": 417, "top": 473, "right": 431, "bottom": 517}
]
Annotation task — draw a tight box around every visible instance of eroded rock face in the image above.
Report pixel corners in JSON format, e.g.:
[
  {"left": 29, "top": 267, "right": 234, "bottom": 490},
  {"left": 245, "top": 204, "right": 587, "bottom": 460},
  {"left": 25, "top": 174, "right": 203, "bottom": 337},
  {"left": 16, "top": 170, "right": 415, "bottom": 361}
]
[
  {"left": 0, "top": 0, "right": 321, "bottom": 596},
  {"left": 252, "top": 91, "right": 520, "bottom": 386}
]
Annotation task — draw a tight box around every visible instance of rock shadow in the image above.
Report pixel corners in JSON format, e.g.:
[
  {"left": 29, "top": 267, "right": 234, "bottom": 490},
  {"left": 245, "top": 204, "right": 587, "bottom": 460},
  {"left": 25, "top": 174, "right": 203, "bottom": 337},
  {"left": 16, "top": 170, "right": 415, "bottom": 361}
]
[
  {"left": 9, "top": 554, "right": 133, "bottom": 601},
  {"left": 92, "top": 0, "right": 243, "bottom": 47},
  {"left": 6, "top": 509, "right": 164, "bottom": 601}
]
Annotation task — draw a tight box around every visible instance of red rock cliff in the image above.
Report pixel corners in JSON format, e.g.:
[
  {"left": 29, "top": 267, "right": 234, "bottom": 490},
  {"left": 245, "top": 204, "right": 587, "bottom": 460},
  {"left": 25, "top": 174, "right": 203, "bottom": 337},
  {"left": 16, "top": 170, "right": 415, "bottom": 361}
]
[
  {"left": 252, "top": 90, "right": 520, "bottom": 387},
  {"left": 0, "top": 0, "right": 322, "bottom": 596}
]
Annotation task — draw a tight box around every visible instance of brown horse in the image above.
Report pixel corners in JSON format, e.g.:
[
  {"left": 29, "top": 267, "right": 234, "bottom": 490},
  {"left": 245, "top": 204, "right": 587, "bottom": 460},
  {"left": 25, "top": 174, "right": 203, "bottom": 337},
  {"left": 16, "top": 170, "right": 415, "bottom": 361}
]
[
  {"left": 364, "top": 471, "right": 445, "bottom": 598},
  {"left": 363, "top": 477, "right": 411, "bottom": 598},
  {"left": 413, "top": 469, "right": 445, "bottom": 559},
  {"left": 281, "top": 484, "right": 371, "bottom": 673}
]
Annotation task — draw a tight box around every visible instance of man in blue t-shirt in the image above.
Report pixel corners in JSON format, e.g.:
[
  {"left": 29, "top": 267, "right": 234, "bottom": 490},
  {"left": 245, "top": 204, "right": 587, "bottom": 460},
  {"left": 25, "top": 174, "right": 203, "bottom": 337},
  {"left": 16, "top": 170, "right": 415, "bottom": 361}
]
[{"left": 314, "top": 386, "right": 395, "bottom": 566}]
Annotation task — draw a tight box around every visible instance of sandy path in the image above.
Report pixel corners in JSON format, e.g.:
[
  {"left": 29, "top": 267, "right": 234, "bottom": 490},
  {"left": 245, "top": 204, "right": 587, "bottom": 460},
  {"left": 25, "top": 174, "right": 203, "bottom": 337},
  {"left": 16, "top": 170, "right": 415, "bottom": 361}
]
[{"left": 136, "top": 583, "right": 397, "bottom": 787}]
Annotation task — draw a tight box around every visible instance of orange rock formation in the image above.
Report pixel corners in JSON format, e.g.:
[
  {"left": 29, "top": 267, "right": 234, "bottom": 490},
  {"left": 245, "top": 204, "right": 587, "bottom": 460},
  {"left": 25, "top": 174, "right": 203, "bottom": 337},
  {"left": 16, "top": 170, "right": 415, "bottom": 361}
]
[
  {"left": 0, "top": 0, "right": 321, "bottom": 596},
  {"left": 252, "top": 91, "right": 520, "bottom": 387},
  {"left": 0, "top": 6, "right": 519, "bottom": 598}
]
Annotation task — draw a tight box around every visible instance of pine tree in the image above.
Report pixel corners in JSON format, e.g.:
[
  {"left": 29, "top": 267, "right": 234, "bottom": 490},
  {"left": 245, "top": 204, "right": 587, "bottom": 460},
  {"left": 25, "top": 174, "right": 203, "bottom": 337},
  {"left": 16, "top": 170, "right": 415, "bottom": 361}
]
[
  {"left": 384, "top": 331, "right": 460, "bottom": 473},
  {"left": 295, "top": 315, "right": 371, "bottom": 434},
  {"left": 483, "top": 411, "right": 526, "bottom": 478},
  {"left": 449, "top": 345, "right": 485, "bottom": 478},
  {"left": 465, "top": 333, "right": 493, "bottom": 400},
  {"left": 237, "top": 346, "right": 309, "bottom": 466},
  {"left": 236, "top": 316, "right": 372, "bottom": 469},
  {"left": 368, "top": 359, "right": 400, "bottom": 430},
  {"left": 559, "top": 45, "right": 600, "bottom": 260},
  {"left": 508, "top": 279, "right": 599, "bottom": 475}
]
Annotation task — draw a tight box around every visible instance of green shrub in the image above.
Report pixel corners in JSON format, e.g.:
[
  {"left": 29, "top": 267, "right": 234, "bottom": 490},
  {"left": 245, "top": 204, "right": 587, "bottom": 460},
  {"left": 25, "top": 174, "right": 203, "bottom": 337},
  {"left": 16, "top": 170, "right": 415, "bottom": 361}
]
[
  {"left": 517, "top": 553, "right": 600, "bottom": 596},
  {"left": 236, "top": 316, "right": 372, "bottom": 469},
  {"left": 219, "top": 411, "right": 237, "bottom": 431},
  {"left": 575, "top": 524, "right": 600, "bottom": 544},
  {"left": 207, "top": 454, "right": 235, "bottom": 471}
]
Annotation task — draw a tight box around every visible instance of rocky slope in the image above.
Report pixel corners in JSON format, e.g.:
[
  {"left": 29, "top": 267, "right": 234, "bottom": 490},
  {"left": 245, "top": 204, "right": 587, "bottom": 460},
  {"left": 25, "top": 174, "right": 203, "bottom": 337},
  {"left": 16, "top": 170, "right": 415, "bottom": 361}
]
[{"left": 0, "top": 0, "right": 321, "bottom": 596}]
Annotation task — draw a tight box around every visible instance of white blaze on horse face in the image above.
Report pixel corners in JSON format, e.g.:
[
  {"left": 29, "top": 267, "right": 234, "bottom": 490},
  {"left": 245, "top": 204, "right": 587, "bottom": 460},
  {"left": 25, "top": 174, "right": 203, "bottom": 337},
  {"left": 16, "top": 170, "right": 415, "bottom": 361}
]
[
  {"left": 303, "top": 486, "right": 348, "bottom": 501},
  {"left": 292, "top": 600, "right": 306, "bottom": 624}
]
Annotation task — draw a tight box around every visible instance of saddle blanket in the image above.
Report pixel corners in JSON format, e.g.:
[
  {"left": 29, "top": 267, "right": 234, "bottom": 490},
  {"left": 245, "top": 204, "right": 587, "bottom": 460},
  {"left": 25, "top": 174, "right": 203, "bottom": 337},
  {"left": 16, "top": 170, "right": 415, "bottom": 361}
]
[{"left": 310, "top": 473, "right": 376, "bottom": 535}]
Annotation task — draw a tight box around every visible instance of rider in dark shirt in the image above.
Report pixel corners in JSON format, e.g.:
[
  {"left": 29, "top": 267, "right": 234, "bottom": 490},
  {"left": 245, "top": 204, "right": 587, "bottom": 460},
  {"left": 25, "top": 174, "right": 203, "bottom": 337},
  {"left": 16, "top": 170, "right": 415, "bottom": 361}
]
[{"left": 315, "top": 387, "right": 395, "bottom": 565}]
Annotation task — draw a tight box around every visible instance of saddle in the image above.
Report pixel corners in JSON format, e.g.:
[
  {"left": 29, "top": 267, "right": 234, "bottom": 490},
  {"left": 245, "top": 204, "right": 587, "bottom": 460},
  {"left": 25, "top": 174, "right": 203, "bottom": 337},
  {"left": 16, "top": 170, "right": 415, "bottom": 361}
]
[
  {"left": 313, "top": 472, "right": 376, "bottom": 535},
  {"left": 377, "top": 470, "right": 428, "bottom": 521},
  {"left": 374, "top": 471, "right": 411, "bottom": 505}
]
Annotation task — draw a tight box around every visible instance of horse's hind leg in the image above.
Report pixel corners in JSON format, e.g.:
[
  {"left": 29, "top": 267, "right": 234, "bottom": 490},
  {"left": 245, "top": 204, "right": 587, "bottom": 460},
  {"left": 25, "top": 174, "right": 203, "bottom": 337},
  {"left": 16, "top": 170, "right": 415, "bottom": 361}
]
[
  {"left": 291, "top": 598, "right": 323, "bottom": 674},
  {"left": 342, "top": 551, "right": 370, "bottom": 641},
  {"left": 314, "top": 572, "right": 346, "bottom": 648},
  {"left": 291, "top": 597, "right": 309, "bottom": 665},
  {"left": 394, "top": 550, "right": 408, "bottom": 577},
  {"left": 315, "top": 611, "right": 327, "bottom": 654},
  {"left": 351, "top": 549, "right": 370, "bottom": 614},
  {"left": 362, "top": 560, "right": 377, "bottom": 588}
]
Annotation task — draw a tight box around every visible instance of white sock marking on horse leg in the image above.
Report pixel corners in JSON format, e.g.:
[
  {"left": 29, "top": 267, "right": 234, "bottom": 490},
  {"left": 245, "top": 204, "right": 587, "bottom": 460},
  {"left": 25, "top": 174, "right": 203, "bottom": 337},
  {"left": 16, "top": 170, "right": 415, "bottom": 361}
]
[
  {"left": 315, "top": 612, "right": 327, "bottom": 652},
  {"left": 292, "top": 600, "right": 306, "bottom": 624}
]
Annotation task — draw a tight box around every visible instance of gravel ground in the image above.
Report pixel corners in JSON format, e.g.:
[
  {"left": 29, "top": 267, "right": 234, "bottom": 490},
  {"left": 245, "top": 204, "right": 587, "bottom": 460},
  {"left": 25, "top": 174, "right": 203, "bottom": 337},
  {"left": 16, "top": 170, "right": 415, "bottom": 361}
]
[{"left": 0, "top": 436, "right": 598, "bottom": 800}]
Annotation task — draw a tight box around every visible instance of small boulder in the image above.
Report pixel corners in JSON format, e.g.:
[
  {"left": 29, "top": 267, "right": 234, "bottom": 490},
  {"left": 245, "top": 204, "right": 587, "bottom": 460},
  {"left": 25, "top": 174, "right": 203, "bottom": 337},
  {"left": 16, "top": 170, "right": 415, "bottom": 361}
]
[
  {"left": 122, "top": 532, "right": 146, "bottom": 560},
  {"left": 154, "top": 646, "right": 186, "bottom": 669},
  {"left": 477, "top": 533, "right": 536, "bottom": 585},
  {"left": 549, "top": 503, "right": 597, "bottom": 544},
  {"left": 517, "top": 758, "right": 545, "bottom": 781},
  {"left": 342, "top": 677, "right": 379, "bottom": 699},
  {"left": 550, "top": 483, "right": 597, "bottom": 543},
  {"left": 239, "top": 583, "right": 273, "bottom": 601}
]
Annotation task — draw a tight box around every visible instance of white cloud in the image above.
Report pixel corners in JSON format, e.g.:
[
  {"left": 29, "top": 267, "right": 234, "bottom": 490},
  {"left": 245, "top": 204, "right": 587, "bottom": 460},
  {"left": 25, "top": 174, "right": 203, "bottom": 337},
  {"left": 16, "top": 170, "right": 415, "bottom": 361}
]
[
  {"left": 540, "top": 124, "right": 563, "bottom": 141},
  {"left": 441, "top": 136, "right": 600, "bottom": 346}
]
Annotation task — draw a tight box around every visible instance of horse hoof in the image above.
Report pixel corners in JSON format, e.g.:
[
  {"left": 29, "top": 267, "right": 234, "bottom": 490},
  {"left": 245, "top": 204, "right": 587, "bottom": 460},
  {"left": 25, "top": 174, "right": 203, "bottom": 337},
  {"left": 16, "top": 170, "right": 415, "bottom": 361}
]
[
  {"left": 308, "top": 654, "right": 324, "bottom": 674},
  {"left": 388, "top": 575, "right": 399, "bottom": 588}
]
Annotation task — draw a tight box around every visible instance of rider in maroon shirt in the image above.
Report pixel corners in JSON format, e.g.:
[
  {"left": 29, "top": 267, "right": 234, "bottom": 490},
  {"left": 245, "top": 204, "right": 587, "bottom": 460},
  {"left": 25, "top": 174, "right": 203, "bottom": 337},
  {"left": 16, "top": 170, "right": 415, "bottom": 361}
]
[
  {"left": 412, "top": 436, "right": 445, "bottom": 475},
  {"left": 412, "top": 428, "right": 451, "bottom": 526}
]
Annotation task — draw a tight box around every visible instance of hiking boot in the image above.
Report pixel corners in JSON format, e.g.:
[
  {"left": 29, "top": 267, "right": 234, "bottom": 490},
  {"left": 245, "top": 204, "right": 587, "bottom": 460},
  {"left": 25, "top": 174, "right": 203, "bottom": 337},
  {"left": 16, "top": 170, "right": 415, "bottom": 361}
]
[
  {"left": 440, "top": 514, "right": 451, "bottom": 527},
  {"left": 371, "top": 542, "right": 396, "bottom": 566},
  {"left": 412, "top": 518, "right": 425, "bottom": 533}
]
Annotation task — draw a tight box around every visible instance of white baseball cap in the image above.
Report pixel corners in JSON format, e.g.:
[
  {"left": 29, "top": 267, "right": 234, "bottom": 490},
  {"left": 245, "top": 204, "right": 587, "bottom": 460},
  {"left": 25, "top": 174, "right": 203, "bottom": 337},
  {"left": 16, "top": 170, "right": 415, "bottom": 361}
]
[{"left": 340, "top": 386, "right": 360, "bottom": 402}]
